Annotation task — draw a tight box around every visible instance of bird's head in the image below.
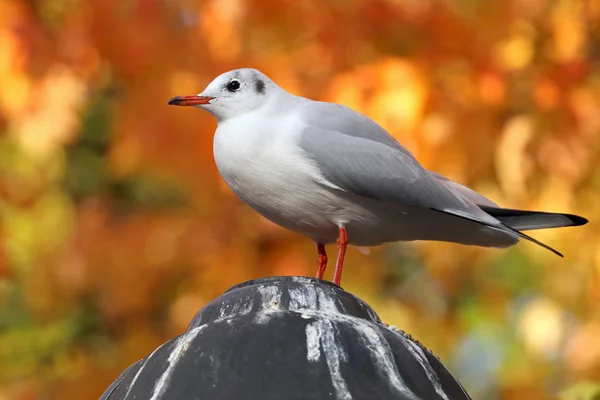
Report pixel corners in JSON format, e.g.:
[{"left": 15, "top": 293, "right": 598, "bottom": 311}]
[{"left": 168, "top": 68, "right": 278, "bottom": 122}]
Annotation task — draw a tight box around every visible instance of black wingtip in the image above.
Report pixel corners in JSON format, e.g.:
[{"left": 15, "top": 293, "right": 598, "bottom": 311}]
[
  {"left": 499, "top": 223, "right": 564, "bottom": 257},
  {"left": 566, "top": 214, "right": 589, "bottom": 227},
  {"left": 478, "top": 206, "right": 589, "bottom": 229},
  {"left": 430, "top": 207, "right": 565, "bottom": 257}
]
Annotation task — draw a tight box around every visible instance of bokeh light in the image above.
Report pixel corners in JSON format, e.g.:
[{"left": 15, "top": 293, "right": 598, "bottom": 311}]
[{"left": 0, "top": 0, "right": 598, "bottom": 399}]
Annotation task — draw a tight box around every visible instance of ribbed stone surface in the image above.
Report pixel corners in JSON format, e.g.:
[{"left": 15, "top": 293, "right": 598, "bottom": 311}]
[{"left": 101, "top": 276, "right": 471, "bottom": 400}]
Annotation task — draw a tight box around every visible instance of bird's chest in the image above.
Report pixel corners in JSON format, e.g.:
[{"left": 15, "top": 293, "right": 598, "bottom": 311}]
[
  {"left": 213, "top": 123, "right": 326, "bottom": 223},
  {"left": 216, "top": 146, "right": 302, "bottom": 202}
]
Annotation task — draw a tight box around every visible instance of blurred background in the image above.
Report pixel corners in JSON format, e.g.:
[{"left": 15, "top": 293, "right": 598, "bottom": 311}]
[{"left": 0, "top": 0, "right": 599, "bottom": 399}]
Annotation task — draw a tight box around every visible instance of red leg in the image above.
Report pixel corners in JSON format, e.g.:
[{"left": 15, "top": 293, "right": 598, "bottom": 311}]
[
  {"left": 332, "top": 226, "right": 348, "bottom": 286},
  {"left": 315, "top": 243, "right": 327, "bottom": 279}
]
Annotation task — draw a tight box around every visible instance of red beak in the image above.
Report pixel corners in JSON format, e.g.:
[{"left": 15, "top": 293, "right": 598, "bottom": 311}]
[{"left": 168, "top": 95, "right": 214, "bottom": 106}]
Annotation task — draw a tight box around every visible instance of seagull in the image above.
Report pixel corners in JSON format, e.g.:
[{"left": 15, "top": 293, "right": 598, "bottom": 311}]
[{"left": 168, "top": 68, "right": 588, "bottom": 286}]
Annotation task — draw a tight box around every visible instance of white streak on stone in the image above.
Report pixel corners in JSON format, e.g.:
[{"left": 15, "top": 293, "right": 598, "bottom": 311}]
[
  {"left": 253, "top": 309, "right": 281, "bottom": 324},
  {"left": 218, "top": 304, "right": 230, "bottom": 320},
  {"left": 253, "top": 312, "right": 271, "bottom": 324},
  {"left": 217, "top": 298, "right": 253, "bottom": 321},
  {"left": 305, "top": 322, "right": 321, "bottom": 362},
  {"left": 257, "top": 285, "right": 282, "bottom": 310},
  {"left": 288, "top": 285, "right": 343, "bottom": 315},
  {"left": 320, "top": 319, "right": 351, "bottom": 400},
  {"left": 149, "top": 325, "right": 206, "bottom": 400},
  {"left": 318, "top": 289, "right": 343, "bottom": 314},
  {"left": 353, "top": 323, "right": 420, "bottom": 400},
  {"left": 291, "top": 276, "right": 314, "bottom": 284},
  {"left": 304, "top": 317, "right": 351, "bottom": 400},
  {"left": 123, "top": 341, "right": 170, "bottom": 400},
  {"left": 232, "top": 298, "right": 253, "bottom": 315},
  {"left": 402, "top": 338, "right": 449, "bottom": 400},
  {"left": 288, "top": 285, "right": 318, "bottom": 311}
]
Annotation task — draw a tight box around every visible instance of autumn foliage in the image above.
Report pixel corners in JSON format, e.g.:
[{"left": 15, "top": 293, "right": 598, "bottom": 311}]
[{"left": 0, "top": 0, "right": 599, "bottom": 399}]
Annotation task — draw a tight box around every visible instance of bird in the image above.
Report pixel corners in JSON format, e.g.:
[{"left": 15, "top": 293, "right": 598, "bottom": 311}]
[{"left": 168, "top": 68, "right": 588, "bottom": 287}]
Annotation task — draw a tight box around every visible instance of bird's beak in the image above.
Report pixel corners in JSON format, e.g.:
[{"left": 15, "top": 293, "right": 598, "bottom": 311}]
[{"left": 168, "top": 95, "right": 214, "bottom": 106}]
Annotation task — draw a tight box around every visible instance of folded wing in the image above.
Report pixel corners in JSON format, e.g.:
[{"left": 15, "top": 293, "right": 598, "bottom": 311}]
[
  {"left": 296, "top": 101, "right": 581, "bottom": 256},
  {"left": 297, "top": 101, "right": 500, "bottom": 226}
]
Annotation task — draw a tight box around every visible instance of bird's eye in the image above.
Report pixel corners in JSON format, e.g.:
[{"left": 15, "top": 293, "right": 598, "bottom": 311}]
[{"left": 227, "top": 80, "right": 241, "bottom": 92}]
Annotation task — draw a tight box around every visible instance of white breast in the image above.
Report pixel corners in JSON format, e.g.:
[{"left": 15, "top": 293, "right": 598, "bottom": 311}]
[{"left": 213, "top": 112, "right": 342, "bottom": 242}]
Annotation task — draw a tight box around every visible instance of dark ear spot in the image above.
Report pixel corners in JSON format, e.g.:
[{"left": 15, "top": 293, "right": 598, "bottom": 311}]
[{"left": 255, "top": 79, "right": 265, "bottom": 94}]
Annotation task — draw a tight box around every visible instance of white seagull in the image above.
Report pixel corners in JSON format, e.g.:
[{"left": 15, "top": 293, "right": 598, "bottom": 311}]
[{"left": 168, "top": 68, "right": 588, "bottom": 286}]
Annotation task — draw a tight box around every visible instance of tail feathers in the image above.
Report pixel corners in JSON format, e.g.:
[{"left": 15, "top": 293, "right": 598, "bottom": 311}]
[
  {"left": 479, "top": 206, "right": 588, "bottom": 231},
  {"left": 432, "top": 208, "right": 564, "bottom": 257}
]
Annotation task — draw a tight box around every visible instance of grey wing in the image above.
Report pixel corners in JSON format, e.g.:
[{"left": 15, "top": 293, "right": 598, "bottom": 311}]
[
  {"left": 297, "top": 102, "right": 570, "bottom": 257},
  {"left": 296, "top": 102, "right": 500, "bottom": 226},
  {"left": 428, "top": 171, "right": 499, "bottom": 208},
  {"left": 298, "top": 101, "right": 416, "bottom": 155}
]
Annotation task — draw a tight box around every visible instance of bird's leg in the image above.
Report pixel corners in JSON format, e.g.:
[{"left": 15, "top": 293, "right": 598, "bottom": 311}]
[
  {"left": 332, "top": 226, "right": 348, "bottom": 286},
  {"left": 315, "top": 243, "right": 327, "bottom": 280}
]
